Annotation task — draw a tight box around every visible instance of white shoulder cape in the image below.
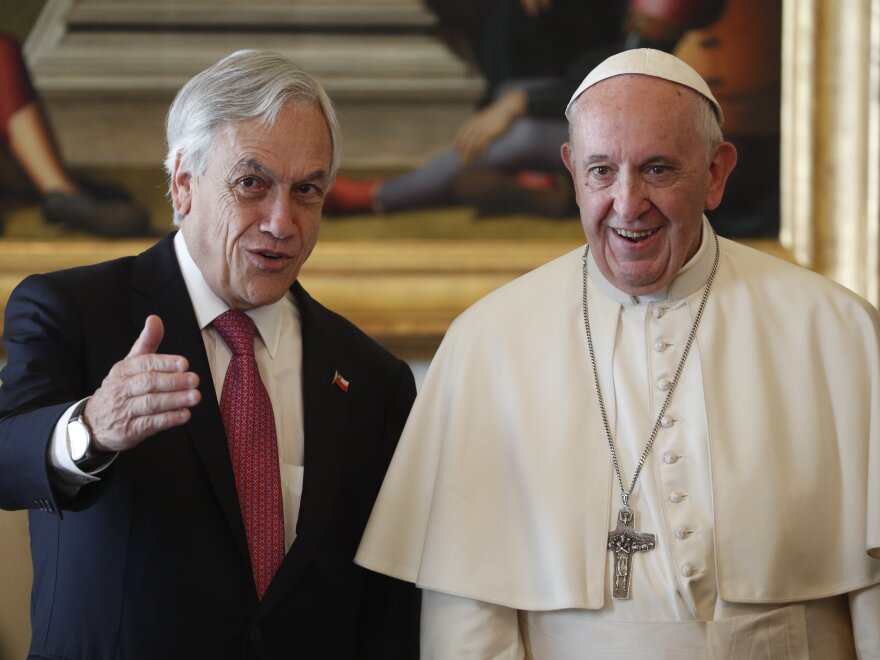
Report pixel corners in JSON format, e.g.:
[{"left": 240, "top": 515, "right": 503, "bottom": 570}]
[{"left": 356, "top": 237, "right": 880, "bottom": 610}]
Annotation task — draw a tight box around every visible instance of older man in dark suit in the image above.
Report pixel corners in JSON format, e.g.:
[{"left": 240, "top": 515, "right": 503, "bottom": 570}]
[{"left": 0, "top": 50, "right": 419, "bottom": 659}]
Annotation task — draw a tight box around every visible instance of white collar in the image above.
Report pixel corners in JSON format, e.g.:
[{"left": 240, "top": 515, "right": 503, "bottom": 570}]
[
  {"left": 587, "top": 216, "right": 717, "bottom": 306},
  {"left": 173, "top": 230, "right": 294, "bottom": 359}
]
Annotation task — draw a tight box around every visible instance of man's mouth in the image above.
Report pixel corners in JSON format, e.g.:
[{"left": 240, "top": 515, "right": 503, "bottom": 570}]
[
  {"left": 615, "top": 228, "right": 657, "bottom": 242},
  {"left": 254, "top": 249, "right": 289, "bottom": 260}
]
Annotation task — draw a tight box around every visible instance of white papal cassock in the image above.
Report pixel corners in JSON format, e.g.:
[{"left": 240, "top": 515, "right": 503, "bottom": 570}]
[{"left": 356, "top": 219, "right": 880, "bottom": 659}]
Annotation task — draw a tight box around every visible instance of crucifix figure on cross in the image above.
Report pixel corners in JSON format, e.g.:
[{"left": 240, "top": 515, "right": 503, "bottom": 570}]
[{"left": 607, "top": 506, "right": 656, "bottom": 599}]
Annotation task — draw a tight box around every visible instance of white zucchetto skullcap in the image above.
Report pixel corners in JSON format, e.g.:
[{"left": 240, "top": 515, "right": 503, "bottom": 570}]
[{"left": 565, "top": 48, "right": 723, "bottom": 125}]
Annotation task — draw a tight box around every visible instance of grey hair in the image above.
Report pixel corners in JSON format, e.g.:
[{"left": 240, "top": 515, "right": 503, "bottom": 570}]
[
  {"left": 164, "top": 49, "right": 341, "bottom": 226},
  {"left": 567, "top": 84, "right": 723, "bottom": 161}
]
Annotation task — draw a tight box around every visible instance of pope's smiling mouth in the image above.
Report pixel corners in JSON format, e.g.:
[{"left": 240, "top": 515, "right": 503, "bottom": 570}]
[{"left": 615, "top": 228, "right": 657, "bottom": 242}]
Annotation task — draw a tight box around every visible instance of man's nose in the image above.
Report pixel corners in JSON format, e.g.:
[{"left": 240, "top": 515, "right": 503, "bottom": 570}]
[
  {"left": 612, "top": 175, "right": 651, "bottom": 220},
  {"left": 262, "top": 192, "right": 296, "bottom": 238}
]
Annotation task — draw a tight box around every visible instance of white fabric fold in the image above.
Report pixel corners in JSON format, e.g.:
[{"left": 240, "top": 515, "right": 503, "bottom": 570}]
[{"left": 356, "top": 227, "right": 880, "bottom": 609}]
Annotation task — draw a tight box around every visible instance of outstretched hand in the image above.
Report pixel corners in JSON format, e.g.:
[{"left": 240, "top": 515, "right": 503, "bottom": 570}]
[
  {"left": 453, "top": 89, "right": 527, "bottom": 164},
  {"left": 85, "top": 315, "right": 201, "bottom": 453}
]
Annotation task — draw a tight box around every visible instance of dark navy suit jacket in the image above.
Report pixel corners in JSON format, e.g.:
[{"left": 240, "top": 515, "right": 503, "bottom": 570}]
[{"left": 0, "top": 233, "right": 419, "bottom": 659}]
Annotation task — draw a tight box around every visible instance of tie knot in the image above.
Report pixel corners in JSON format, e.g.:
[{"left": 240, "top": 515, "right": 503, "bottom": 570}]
[{"left": 213, "top": 310, "right": 256, "bottom": 355}]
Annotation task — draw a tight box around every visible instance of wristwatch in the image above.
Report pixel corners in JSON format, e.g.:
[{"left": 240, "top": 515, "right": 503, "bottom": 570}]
[{"left": 67, "top": 398, "right": 112, "bottom": 473}]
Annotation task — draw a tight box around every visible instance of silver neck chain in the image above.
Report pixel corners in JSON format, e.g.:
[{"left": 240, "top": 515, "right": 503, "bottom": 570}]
[{"left": 581, "top": 230, "right": 719, "bottom": 507}]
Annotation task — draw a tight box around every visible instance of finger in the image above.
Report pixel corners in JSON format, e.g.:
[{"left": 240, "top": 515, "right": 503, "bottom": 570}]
[
  {"left": 127, "top": 315, "right": 165, "bottom": 358},
  {"left": 113, "top": 370, "right": 200, "bottom": 398},
  {"left": 127, "top": 389, "right": 202, "bottom": 418},
  {"left": 133, "top": 408, "right": 194, "bottom": 436},
  {"left": 110, "top": 354, "right": 191, "bottom": 378}
]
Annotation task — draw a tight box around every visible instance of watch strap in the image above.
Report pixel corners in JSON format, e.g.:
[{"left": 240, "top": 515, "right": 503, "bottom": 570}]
[{"left": 68, "top": 397, "right": 115, "bottom": 474}]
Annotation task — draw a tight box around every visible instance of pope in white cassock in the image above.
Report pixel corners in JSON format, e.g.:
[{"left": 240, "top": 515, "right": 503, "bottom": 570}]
[{"left": 356, "top": 49, "right": 880, "bottom": 658}]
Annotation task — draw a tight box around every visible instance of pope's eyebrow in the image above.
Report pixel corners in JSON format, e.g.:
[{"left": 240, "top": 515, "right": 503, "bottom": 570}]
[
  {"left": 640, "top": 154, "right": 675, "bottom": 165},
  {"left": 580, "top": 154, "right": 677, "bottom": 169}
]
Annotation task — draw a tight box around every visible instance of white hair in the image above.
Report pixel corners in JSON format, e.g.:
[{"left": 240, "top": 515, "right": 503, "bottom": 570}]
[{"left": 164, "top": 49, "right": 341, "bottom": 225}]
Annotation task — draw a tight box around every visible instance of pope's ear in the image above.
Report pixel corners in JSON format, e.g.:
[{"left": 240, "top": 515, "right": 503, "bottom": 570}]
[
  {"left": 704, "top": 141, "right": 738, "bottom": 211},
  {"left": 561, "top": 142, "right": 575, "bottom": 178},
  {"left": 561, "top": 141, "right": 583, "bottom": 208},
  {"left": 171, "top": 152, "right": 193, "bottom": 217}
]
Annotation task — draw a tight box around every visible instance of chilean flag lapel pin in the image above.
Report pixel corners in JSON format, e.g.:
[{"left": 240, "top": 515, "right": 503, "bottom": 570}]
[{"left": 332, "top": 370, "right": 350, "bottom": 392}]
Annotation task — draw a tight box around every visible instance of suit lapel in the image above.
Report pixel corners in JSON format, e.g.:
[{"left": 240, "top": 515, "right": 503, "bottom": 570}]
[
  {"left": 258, "top": 282, "right": 352, "bottom": 615},
  {"left": 128, "top": 234, "right": 251, "bottom": 569}
]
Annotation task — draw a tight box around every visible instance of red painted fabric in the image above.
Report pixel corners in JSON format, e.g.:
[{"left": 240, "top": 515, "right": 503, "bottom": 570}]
[
  {"left": 213, "top": 311, "right": 284, "bottom": 600},
  {"left": 0, "top": 33, "right": 37, "bottom": 142}
]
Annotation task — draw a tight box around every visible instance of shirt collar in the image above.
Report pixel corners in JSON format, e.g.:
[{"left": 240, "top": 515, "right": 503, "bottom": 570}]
[
  {"left": 173, "top": 230, "right": 293, "bottom": 359},
  {"left": 587, "top": 216, "right": 717, "bottom": 306}
]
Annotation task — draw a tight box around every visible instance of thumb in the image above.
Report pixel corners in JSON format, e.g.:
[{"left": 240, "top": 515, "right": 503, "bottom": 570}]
[{"left": 127, "top": 315, "right": 165, "bottom": 358}]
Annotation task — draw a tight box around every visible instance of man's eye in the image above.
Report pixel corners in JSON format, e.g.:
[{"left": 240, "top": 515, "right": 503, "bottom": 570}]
[
  {"left": 237, "top": 176, "right": 265, "bottom": 192},
  {"left": 646, "top": 165, "right": 671, "bottom": 176},
  {"left": 589, "top": 166, "right": 611, "bottom": 177}
]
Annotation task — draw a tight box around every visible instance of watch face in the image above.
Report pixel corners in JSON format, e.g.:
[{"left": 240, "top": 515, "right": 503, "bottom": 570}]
[{"left": 68, "top": 420, "right": 91, "bottom": 462}]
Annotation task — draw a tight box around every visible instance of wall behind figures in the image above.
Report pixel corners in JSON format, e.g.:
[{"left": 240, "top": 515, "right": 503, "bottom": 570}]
[{"left": 0, "top": 510, "right": 32, "bottom": 659}]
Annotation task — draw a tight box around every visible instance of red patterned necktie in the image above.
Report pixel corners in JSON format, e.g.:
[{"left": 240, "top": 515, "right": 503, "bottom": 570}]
[{"left": 213, "top": 310, "right": 284, "bottom": 600}]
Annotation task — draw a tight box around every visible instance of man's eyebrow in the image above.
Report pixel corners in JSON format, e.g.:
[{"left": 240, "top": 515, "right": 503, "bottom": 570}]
[
  {"left": 229, "top": 159, "right": 330, "bottom": 184},
  {"left": 229, "top": 158, "right": 275, "bottom": 180}
]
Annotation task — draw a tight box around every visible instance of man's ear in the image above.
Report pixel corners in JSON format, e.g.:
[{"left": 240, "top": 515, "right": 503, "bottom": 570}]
[
  {"left": 171, "top": 152, "right": 193, "bottom": 217},
  {"left": 704, "top": 141, "right": 738, "bottom": 211}
]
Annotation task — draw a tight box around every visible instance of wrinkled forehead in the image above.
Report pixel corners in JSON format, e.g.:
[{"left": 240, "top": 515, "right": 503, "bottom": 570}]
[{"left": 565, "top": 76, "right": 714, "bottom": 162}]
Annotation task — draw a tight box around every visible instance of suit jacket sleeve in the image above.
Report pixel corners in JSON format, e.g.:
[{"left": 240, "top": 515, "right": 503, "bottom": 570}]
[{"left": 0, "top": 273, "right": 104, "bottom": 513}]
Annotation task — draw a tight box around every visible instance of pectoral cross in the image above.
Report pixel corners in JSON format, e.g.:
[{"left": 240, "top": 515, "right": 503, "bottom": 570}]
[{"left": 607, "top": 506, "right": 656, "bottom": 599}]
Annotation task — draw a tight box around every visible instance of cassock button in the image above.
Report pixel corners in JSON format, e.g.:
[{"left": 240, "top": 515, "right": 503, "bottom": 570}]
[
  {"left": 668, "top": 491, "right": 687, "bottom": 504},
  {"left": 660, "top": 415, "right": 675, "bottom": 428},
  {"left": 681, "top": 564, "right": 699, "bottom": 578},
  {"left": 657, "top": 379, "right": 672, "bottom": 391},
  {"left": 652, "top": 307, "right": 665, "bottom": 319},
  {"left": 676, "top": 527, "right": 692, "bottom": 540},
  {"left": 662, "top": 452, "right": 679, "bottom": 465},
  {"left": 654, "top": 340, "right": 668, "bottom": 352}
]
